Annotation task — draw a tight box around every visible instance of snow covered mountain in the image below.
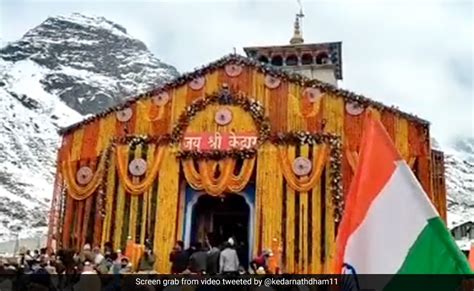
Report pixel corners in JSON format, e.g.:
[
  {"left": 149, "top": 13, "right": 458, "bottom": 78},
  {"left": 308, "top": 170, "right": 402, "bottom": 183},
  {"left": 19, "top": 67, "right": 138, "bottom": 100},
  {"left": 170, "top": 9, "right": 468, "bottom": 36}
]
[
  {"left": 444, "top": 138, "right": 474, "bottom": 227},
  {"left": 0, "top": 13, "right": 178, "bottom": 243}
]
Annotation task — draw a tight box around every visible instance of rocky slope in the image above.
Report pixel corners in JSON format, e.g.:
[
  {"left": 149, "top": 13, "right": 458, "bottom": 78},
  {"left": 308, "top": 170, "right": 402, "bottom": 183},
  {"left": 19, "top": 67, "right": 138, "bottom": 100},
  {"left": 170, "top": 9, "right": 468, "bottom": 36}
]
[
  {"left": 444, "top": 138, "right": 474, "bottom": 226},
  {"left": 0, "top": 13, "right": 178, "bottom": 243}
]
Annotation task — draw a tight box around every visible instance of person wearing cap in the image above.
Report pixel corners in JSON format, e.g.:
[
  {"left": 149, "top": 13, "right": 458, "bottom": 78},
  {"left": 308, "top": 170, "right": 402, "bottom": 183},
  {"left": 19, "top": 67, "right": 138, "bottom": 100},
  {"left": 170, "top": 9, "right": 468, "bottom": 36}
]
[{"left": 219, "top": 238, "right": 240, "bottom": 275}]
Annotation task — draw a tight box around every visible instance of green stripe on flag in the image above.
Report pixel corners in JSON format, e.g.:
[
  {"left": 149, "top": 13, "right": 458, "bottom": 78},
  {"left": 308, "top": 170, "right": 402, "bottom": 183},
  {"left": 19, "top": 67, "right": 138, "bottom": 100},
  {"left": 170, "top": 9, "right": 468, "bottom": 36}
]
[
  {"left": 397, "top": 217, "right": 471, "bottom": 274},
  {"left": 385, "top": 217, "right": 472, "bottom": 290}
]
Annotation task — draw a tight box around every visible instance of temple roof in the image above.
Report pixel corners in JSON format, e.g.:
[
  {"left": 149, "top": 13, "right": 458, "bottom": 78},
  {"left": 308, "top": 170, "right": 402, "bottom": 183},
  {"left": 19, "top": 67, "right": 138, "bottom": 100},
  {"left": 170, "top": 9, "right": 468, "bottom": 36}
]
[{"left": 59, "top": 54, "right": 429, "bottom": 135}]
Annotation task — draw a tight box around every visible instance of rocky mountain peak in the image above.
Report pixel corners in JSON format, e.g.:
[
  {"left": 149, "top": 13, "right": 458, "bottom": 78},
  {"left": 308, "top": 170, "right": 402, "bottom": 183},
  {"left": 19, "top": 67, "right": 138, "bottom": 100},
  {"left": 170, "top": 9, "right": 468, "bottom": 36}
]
[
  {"left": 0, "top": 13, "right": 179, "bottom": 115},
  {"left": 0, "top": 14, "right": 179, "bottom": 243}
]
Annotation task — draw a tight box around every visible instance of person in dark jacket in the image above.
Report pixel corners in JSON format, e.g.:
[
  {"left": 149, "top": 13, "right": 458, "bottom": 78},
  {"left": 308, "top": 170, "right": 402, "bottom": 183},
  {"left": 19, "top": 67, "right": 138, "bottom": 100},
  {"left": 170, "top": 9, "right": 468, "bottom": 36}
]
[
  {"left": 188, "top": 242, "right": 207, "bottom": 274},
  {"left": 206, "top": 234, "right": 220, "bottom": 275},
  {"left": 169, "top": 241, "right": 188, "bottom": 274}
]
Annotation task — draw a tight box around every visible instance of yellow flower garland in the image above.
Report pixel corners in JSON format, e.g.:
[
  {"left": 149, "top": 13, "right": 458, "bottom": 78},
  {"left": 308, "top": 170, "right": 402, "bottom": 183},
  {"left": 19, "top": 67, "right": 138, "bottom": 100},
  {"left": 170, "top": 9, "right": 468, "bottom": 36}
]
[
  {"left": 198, "top": 159, "right": 235, "bottom": 196},
  {"left": 61, "top": 151, "right": 108, "bottom": 200},
  {"left": 101, "top": 153, "right": 116, "bottom": 250},
  {"left": 116, "top": 145, "right": 165, "bottom": 195},
  {"left": 347, "top": 149, "right": 416, "bottom": 172},
  {"left": 182, "top": 157, "right": 255, "bottom": 194},
  {"left": 182, "top": 160, "right": 204, "bottom": 189},
  {"left": 278, "top": 144, "right": 328, "bottom": 192},
  {"left": 228, "top": 157, "right": 256, "bottom": 192}
]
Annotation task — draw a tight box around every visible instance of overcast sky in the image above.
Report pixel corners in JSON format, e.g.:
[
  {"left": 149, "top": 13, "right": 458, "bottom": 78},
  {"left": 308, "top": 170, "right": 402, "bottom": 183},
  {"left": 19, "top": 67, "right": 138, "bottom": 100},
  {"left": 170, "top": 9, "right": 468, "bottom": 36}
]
[{"left": 0, "top": 0, "right": 472, "bottom": 147}]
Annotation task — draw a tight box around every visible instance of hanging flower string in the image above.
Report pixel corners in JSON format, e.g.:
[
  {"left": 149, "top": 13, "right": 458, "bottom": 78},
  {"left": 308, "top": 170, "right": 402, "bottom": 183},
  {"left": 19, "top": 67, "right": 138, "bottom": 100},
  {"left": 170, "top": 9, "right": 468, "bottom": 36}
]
[
  {"left": 115, "top": 144, "right": 165, "bottom": 195},
  {"left": 62, "top": 130, "right": 343, "bottom": 221},
  {"left": 59, "top": 54, "right": 429, "bottom": 136},
  {"left": 182, "top": 157, "right": 256, "bottom": 195},
  {"left": 61, "top": 148, "right": 110, "bottom": 201},
  {"left": 171, "top": 88, "right": 271, "bottom": 146},
  {"left": 278, "top": 144, "right": 328, "bottom": 192},
  {"left": 272, "top": 131, "right": 344, "bottom": 222}
]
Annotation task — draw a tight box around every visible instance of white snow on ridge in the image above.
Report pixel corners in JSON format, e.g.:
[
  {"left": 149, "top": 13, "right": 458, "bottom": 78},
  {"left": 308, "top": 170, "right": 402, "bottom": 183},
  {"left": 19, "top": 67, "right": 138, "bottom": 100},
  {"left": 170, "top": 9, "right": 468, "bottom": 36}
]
[
  {"left": 53, "top": 13, "right": 129, "bottom": 38},
  {"left": 58, "top": 65, "right": 119, "bottom": 89},
  {"left": 0, "top": 59, "right": 83, "bottom": 127}
]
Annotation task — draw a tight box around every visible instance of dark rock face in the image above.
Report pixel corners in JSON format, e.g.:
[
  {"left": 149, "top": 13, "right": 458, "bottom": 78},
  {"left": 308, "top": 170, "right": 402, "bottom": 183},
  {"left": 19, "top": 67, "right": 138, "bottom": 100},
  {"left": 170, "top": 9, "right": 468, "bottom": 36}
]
[
  {"left": 0, "top": 13, "right": 179, "bottom": 243},
  {"left": 0, "top": 13, "right": 179, "bottom": 115}
]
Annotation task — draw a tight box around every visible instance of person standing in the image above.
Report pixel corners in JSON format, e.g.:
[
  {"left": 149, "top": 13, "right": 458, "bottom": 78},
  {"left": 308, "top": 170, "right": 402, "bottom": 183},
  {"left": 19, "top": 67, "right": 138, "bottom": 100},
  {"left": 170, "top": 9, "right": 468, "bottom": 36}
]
[
  {"left": 138, "top": 245, "right": 156, "bottom": 273},
  {"left": 188, "top": 242, "right": 207, "bottom": 274},
  {"left": 206, "top": 234, "right": 220, "bottom": 275},
  {"left": 219, "top": 238, "right": 240, "bottom": 275},
  {"left": 169, "top": 241, "right": 188, "bottom": 274}
]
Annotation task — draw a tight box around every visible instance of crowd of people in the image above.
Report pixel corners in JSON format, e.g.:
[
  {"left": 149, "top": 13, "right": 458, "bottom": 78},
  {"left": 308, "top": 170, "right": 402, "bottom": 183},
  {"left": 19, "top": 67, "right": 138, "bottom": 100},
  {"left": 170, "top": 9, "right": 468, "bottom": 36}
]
[
  {"left": 0, "top": 234, "right": 275, "bottom": 290},
  {"left": 169, "top": 235, "right": 273, "bottom": 275}
]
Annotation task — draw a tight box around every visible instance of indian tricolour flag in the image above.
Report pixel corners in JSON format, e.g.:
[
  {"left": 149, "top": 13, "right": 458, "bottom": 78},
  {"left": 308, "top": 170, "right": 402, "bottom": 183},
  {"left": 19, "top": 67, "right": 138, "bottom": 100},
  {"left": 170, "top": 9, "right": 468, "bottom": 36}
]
[{"left": 335, "top": 113, "right": 472, "bottom": 287}]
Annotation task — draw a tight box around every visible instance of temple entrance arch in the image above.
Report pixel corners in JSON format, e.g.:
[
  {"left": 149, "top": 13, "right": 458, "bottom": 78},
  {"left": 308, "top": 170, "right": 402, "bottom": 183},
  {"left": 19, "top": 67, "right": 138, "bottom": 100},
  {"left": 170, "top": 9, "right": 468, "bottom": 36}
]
[{"left": 183, "top": 186, "right": 255, "bottom": 268}]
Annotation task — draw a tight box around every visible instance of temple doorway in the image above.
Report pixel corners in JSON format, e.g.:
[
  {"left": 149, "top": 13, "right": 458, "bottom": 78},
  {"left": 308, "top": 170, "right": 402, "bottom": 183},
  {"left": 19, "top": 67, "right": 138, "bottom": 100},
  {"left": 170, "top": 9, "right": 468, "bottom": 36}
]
[{"left": 190, "top": 193, "right": 251, "bottom": 268}]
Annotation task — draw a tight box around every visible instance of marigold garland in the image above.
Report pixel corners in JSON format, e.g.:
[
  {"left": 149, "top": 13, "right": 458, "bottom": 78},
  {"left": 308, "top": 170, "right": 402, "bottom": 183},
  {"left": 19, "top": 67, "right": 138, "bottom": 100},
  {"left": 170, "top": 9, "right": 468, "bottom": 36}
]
[
  {"left": 61, "top": 149, "right": 109, "bottom": 200},
  {"left": 177, "top": 149, "right": 256, "bottom": 160},
  {"left": 115, "top": 145, "right": 165, "bottom": 195},
  {"left": 228, "top": 158, "right": 256, "bottom": 192},
  {"left": 59, "top": 54, "right": 429, "bottom": 137},
  {"left": 278, "top": 144, "right": 328, "bottom": 192},
  {"left": 198, "top": 159, "right": 235, "bottom": 196},
  {"left": 301, "top": 93, "right": 323, "bottom": 118},
  {"left": 182, "top": 157, "right": 256, "bottom": 195},
  {"left": 170, "top": 88, "right": 271, "bottom": 146},
  {"left": 182, "top": 160, "right": 204, "bottom": 189}
]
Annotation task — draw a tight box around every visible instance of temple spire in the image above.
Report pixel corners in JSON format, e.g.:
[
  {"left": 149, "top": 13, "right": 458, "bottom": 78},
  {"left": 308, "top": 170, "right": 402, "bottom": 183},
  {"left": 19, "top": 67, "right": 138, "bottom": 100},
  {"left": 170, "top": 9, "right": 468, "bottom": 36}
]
[{"left": 290, "top": 1, "right": 304, "bottom": 44}]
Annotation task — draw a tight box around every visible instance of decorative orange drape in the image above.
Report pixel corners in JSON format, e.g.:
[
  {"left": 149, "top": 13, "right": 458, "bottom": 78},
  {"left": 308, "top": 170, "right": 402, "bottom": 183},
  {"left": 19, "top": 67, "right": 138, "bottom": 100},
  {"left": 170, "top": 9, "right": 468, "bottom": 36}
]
[
  {"left": 346, "top": 149, "right": 416, "bottom": 173},
  {"left": 61, "top": 151, "right": 108, "bottom": 200},
  {"left": 301, "top": 93, "right": 323, "bottom": 118},
  {"left": 278, "top": 144, "right": 328, "bottom": 192},
  {"left": 116, "top": 145, "right": 165, "bottom": 195},
  {"left": 138, "top": 100, "right": 165, "bottom": 122},
  {"left": 198, "top": 159, "right": 235, "bottom": 196},
  {"left": 182, "top": 160, "right": 204, "bottom": 189},
  {"left": 228, "top": 158, "right": 256, "bottom": 192},
  {"left": 182, "top": 157, "right": 256, "bottom": 195}
]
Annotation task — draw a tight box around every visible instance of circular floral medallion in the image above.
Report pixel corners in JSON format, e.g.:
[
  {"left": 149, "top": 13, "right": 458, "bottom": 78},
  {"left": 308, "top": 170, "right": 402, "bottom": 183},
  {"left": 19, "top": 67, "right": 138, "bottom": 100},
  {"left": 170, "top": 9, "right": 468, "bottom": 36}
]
[
  {"left": 345, "top": 102, "right": 365, "bottom": 116},
  {"left": 116, "top": 108, "right": 133, "bottom": 122},
  {"left": 303, "top": 87, "right": 323, "bottom": 103},
  {"left": 76, "top": 166, "right": 93, "bottom": 185},
  {"left": 292, "top": 157, "right": 312, "bottom": 176},
  {"left": 215, "top": 108, "right": 233, "bottom": 125},
  {"left": 224, "top": 64, "right": 243, "bottom": 77},
  {"left": 264, "top": 75, "right": 281, "bottom": 89},
  {"left": 188, "top": 76, "right": 206, "bottom": 90},
  {"left": 128, "top": 158, "right": 147, "bottom": 176},
  {"left": 152, "top": 92, "right": 170, "bottom": 106}
]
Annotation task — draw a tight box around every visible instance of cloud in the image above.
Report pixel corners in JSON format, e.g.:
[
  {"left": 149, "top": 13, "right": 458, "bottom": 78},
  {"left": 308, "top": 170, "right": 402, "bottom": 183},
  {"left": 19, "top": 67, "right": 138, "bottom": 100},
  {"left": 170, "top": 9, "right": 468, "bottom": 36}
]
[{"left": 0, "top": 0, "right": 472, "bottom": 145}]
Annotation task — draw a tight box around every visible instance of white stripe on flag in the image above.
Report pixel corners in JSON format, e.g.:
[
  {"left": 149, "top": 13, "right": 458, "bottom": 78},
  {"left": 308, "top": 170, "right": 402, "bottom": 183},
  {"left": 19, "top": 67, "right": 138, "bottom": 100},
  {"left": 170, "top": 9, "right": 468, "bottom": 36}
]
[{"left": 344, "top": 161, "right": 438, "bottom": 274}]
